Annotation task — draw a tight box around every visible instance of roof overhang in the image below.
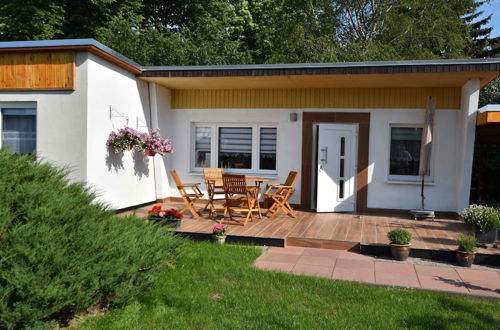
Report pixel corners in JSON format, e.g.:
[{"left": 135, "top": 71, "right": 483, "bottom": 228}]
[
  {"left": 0, "top": 39, "right": 142, "bottom": 74},
  {"left": 140, "top": 59, "right": 500, "bottom": 90},
  {"left": 477, "top": 105, "right": 500, "bottom": 126}
]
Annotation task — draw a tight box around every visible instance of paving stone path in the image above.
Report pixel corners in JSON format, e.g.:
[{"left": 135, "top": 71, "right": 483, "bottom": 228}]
[{"left": 253, "top": 247, "right": 500, "bottom": 298}]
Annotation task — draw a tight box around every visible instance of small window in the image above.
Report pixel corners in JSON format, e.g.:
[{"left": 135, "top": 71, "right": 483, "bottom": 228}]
[
  {"left": 259, "top": 127, "right": 276, "bottom": 170},
  {"left": 2, "top": 109, "right": 36, "bottom": 155},
  {"left": 194, "top": 126, "right": 211, "bottom": 168},
  {"left": 218, "top": 127, "right": 252, "bottom": 169},
  {"left": 389, "top": 127, "right": 422, "bottom": 176}
]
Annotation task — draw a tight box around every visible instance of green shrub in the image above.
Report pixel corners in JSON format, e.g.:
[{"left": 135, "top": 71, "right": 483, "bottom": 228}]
[
  {"left": 0, "top": 151, "right": 183, "bottom": 329},
  {"left": 456, "top": 233, "right": 477, "bottom": 253},
  {"left": 461, "top": 204, "right": 500, "bottom": 231},
  {"left": 387, "top": 229, "right": 412, "bottom": 245}
]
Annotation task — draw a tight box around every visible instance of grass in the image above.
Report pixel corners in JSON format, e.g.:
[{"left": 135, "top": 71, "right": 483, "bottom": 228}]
[{"left": 80, "top": 242, "right": 499, "bottom": 329}]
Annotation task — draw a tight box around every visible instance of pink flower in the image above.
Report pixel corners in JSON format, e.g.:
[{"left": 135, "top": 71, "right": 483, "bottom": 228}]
[{"left": 159, "top": 211, "right": 166, "bottom": 217}]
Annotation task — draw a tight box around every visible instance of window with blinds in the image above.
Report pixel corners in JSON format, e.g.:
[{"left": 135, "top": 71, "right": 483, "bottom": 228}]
[
  {"left": 260, "top": 127, "right": 276, "bottom": 170},
  {"left": 218, "top": 127, "right": 252, "bottom": 169},
  {"left": 195, "top": 126, "right": 211, "bottom": 168},
  {"left": 191, "top": 124, "right": 277, "bottom": 173},
  {"left": 1, "top": 108, "right": 36, "bottom": 155}
]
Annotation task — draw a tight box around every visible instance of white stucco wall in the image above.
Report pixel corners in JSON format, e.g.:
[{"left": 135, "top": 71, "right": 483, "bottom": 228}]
[
  {"left": 157, "top": 105, "right": 466, "bottom": 212},
  {"left": 0, "top": 52, "right": 89, "bottom": 182},
  {"left": 85, "top": 54, "right": 156, "bottom": 209}
]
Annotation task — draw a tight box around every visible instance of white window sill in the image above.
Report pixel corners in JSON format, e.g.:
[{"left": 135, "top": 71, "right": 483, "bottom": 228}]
[{"left": 386, "top": 180, "right": 435, "bottom": 186}]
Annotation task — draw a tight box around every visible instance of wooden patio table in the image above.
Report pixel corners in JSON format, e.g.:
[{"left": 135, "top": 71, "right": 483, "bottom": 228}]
[{"left": 209, "top": 176, "right": 270, "bottom": 219}]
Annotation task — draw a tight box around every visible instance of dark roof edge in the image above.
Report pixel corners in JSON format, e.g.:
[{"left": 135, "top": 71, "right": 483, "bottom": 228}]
[
  {"left": 0, "top": 39, "right": 143, "bottom": 73},
  {"left": 142, "top": 58, "right": 500, "bottom": 72}
]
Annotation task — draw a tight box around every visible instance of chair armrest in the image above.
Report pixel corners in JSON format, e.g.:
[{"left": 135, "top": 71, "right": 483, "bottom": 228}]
[
  {"left": 180, "top": 183, "right": 200, "bottom": 187},
  {"left": 272, "top": 185, "right": 294, "bottom": 189}
]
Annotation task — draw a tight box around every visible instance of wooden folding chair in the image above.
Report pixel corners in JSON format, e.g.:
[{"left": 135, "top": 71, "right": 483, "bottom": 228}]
[
  {"left": 170, "top": 170, "right": 203, "bottom": 219},
  {"left": 221, "top": 174, "right": 259, "bottom": 226},
  {"left": 203, "top": 168, "right": 226, "bottom": 218},
  {"left": 264, "top": 171, "right": 299, "bottom": 219}
]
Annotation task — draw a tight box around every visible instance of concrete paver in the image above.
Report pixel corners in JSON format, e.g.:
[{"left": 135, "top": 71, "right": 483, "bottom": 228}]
[
  {"left": 253, "top": 247, "right": 500, "bottom": 297},
  {"left": 375, "top": 262, "right": 420, "bottom": 288}
]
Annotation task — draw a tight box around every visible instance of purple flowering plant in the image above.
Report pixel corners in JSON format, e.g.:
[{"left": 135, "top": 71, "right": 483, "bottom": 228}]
[
  {"left": 137, "top": 128, "right": 173, "bottom": 156},
  {"left": 212, "top": 224, "right": 226, "bottom": 236},
  {"left": 107, "top": 126, "right": 144, "bottom": 152}
]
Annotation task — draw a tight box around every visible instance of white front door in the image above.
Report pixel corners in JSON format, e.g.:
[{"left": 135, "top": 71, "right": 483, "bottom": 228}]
[{"left": 316, "top": 123, "right": 357, "bottom": 212}]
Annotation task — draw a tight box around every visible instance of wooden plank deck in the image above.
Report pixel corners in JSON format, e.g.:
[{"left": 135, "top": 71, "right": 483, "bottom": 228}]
[{"left": 121, "top": 201, "right": 499, "bottom": 255}]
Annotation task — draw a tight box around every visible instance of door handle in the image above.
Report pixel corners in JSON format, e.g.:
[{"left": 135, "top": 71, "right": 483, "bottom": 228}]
[{"left": 320, "top": 147, "right": 328, "bottom": 163}]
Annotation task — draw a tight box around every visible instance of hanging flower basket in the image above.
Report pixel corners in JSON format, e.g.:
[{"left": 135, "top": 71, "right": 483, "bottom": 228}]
[
  {"left": 145, "top": 149, "right": 156, "bottom": 157},
  {"left": 107, "top": 127, "right": 145, "bottom": 152},
  {"left": 107, "top": 126, "right": 173, "bottom": 157},
  {"left": 136, "top": 128, "right": 173, "bottom": 156}
]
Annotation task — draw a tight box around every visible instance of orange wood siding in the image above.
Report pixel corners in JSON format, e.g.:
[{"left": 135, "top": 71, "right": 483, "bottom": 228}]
[
  {"left": 0, "top": 52, "right": 75, "bottom": 90},
  {"left": 171, "top": 87, "right": 460, "bottom": 110},
  {"left": 476, "top": 111, "right": 500, "bottom": 126}
]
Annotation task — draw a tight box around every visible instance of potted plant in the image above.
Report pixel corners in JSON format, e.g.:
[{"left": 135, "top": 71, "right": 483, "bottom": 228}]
[
  {"left": 456, "top": 233, "right": 477, "bottom": 267},
  {"left": 212, "top": 224, "right": 227, "bottom": 244},
  {"left": 387, "top": 228, "right": 412, "bottom": 261},
  {"left": 461, "top": 205, "right": 500, "bottom": 244},
  {"left": 107, "top": 126, "right": 144, "bottom": 152},
  {"left": 147, "top": 205, "right": 183, "bottom": 228},
  {"left": 137, "top": 128, "right": 173, "bottom": 157}
]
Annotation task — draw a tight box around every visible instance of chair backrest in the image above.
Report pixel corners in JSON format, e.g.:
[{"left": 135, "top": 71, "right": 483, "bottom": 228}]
[
  {"left": 170, "top": 169, "right": 183, "bottom": 187},
  {"left": 203, "top": 168, "right": 223, "bottom": 183},
  {"left": 284, "top": 171, "right": 299, "bottom": 187},
  {"left": 222, "top": 174, "right": 248, "bottom": 195}
]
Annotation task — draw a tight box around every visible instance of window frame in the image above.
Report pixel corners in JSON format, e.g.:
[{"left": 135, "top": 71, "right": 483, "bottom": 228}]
[
  {"left": 0, "top": 105, "right": 37, "bottom": 155},
  {"left": 387, "top": 123, "right": 433, "bottom": 183},
  {"left": 190, "top": 122, "right": 278, "bottom": 175}
]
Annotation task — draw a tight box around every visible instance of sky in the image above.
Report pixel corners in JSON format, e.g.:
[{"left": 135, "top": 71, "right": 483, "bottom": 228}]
[{"left": 480, "top": 0, "right": 500, "bottom": 37}]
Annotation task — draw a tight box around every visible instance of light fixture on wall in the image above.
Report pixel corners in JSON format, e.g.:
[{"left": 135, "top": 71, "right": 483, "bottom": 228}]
[{"left": 290, "top": 112, "right": 298, "bottom": 122}]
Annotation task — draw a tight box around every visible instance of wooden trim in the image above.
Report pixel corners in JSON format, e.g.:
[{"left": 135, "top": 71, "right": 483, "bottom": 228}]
[
  {"left": 0, "top": 45, "right": 142, "bottom": 75},
  {"left": 476, "top": 111, "right": 500, "bottom": 126},
  {"left": 301, "top": 112, "right": 370, "bottom": 212}
]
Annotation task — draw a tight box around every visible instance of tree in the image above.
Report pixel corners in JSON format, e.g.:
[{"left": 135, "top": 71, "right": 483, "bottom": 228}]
[{"left": 463, "top": 1, "right": 500, "bottom": 58}]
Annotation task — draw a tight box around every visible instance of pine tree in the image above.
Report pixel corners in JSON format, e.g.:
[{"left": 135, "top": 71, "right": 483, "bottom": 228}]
[{"left": 463, "top": 1, "right": 500, "bottom": 58}]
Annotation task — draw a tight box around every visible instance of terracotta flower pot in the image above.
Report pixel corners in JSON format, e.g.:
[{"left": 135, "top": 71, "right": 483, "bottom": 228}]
[
  {"left": 456, "top": 251, "right": 475, "bottom": 267},
  {"left": 390, "top": 244, "right": 411, "bottom": 261},
  {"left": 145, "top": 149, "right": 156, "bottom": 157},
  {"left": 212, "top": 234, "right": 226, "bottom": 244}
]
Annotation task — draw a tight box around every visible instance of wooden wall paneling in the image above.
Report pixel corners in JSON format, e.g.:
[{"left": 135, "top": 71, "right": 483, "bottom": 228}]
[{"left": 0, "top": 52, "right": 75, "bottom": 90}]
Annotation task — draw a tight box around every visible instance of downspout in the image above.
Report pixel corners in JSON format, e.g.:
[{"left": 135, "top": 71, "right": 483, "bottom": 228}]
[{"left": 148, "top": 82, "right": 163, "bottom": 201}]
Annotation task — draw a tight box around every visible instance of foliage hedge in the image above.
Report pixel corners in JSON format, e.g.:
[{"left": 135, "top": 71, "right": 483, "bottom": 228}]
[{"left": 0, "top": 151, "right": 183, "bottom": 329}]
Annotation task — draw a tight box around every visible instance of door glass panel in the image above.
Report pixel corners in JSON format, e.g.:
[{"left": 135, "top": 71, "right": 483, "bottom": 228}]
[
  {"left": 340, "top": 137, "right": 345, "bottom": 156},
  {"left": 339, "top": 179, "right": 344, "bottom": 199},
  {"left": 339, "top": 158, "right": 344, "bottom": 177}
]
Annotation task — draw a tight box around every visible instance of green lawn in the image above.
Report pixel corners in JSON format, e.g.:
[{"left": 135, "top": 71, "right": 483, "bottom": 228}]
[{"left": 80, "top": 242, "right": 499, "bottom": 329}]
